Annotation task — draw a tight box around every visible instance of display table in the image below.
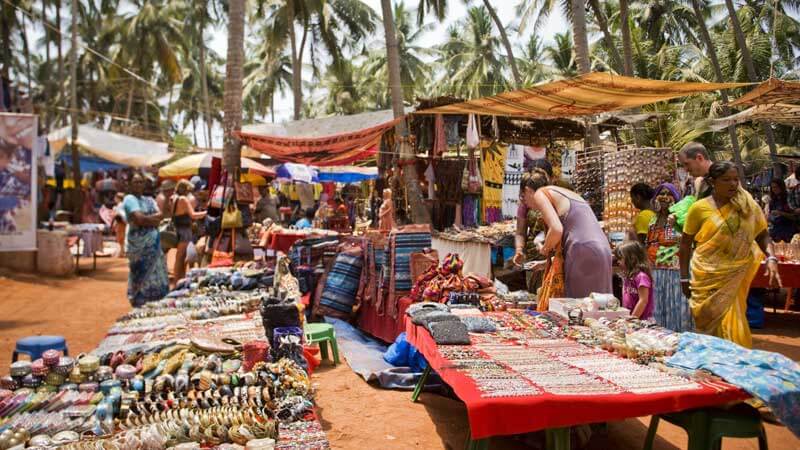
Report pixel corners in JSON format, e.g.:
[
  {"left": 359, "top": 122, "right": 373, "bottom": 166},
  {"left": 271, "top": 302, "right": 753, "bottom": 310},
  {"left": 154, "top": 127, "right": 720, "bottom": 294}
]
[
  {"left": 406, "top": 313, "right": 748, "bottom": 448},
  {"left": 432, "top": 236, "right": 492, "bottom": 278},
  {"left": 357, "top": 296, "right": 413, "bottom": 343},
  {"left": 750, "top": 262, "right": 800, "bottom": 310},
  {"left": 66, "top": 224, "right": 105, "bottom": 273}
]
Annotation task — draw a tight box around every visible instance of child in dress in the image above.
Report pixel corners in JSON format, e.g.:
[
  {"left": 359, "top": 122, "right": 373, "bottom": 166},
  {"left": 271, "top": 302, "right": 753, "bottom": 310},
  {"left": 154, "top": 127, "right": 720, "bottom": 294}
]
[{"left": 615, "top": 241, "right": 654, "bottom": 320}]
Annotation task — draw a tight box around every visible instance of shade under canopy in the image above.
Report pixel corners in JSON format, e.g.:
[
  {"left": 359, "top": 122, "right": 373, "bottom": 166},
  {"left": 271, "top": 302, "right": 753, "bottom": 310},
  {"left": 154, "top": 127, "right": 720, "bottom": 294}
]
[{"left": 158, "top": 152, "right": 276, "bottom": 178}]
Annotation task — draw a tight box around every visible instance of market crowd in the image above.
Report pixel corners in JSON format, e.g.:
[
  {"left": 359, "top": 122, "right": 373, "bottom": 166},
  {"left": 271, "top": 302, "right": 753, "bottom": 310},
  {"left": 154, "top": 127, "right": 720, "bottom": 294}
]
[{"left": 513, "top": 142, "right": 783, "bottom": 349}]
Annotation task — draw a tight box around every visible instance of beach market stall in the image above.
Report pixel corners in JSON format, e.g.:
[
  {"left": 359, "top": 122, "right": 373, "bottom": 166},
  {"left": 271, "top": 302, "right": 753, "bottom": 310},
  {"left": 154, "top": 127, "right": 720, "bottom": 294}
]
[{"left": 158, "top": 152, "right": 277, "bottom": 179}]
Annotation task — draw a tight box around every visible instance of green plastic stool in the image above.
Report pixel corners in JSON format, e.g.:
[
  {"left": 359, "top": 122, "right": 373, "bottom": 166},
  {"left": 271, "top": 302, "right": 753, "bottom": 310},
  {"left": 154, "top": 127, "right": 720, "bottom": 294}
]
[
  {"left": 643, "top": 405, "right": 768, "bottom": 450},
  {"left": 304, "top": 323, "right": 340, "bottom": 365}
]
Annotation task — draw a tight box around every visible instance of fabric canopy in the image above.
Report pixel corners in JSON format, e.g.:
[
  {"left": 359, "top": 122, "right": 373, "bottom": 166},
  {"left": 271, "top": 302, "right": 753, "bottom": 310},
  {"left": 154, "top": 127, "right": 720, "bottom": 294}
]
[
  {"left": 415, "top": 73, "right": 749, "bottom": 118},
  {"left": 56, "top": 152, "right": 127, "bottom": 173},
  {"left": 730, "top": 78, "right": 800, "bottom": 106},
  {"left": 275, "top": 163, "right": 318, "bottom": 183},
  {"left": 48, "top": 125, "right": 171, "bottom": 166},
  {"left": 710, "top": 103, "right": 800, "bottom": 131},
  {"left": 237, "top": 110, "right": 404, "bottom": 166},
  {"left": 158, "top": 152, "right": 276, "bottom": 178},
  {"left": 317, "top": 166, "right": 378, "bottom": 183}
]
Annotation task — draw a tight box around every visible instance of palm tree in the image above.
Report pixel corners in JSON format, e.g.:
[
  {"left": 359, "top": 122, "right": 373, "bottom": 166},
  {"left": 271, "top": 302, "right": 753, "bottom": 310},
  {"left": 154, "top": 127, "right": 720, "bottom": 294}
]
[
  {"left": 437, "top": 6, "right": 509, "bottom": 98},
  {"left": 112, "top": 0, "right": 185, "bottom": 133},
  {"left": 688, "top": 0, "right": 743, "bottom": 175},
  {"left": 360, "top": 2, "right": 434, "bottom": 105},
  {"left": 518, "top": 34, "right": 550, "bottom": 84},
  {"left": 243, "top": 50, "right": 291, "bottom": 123},
  {"left": 619, "top": 0, "right": 633, "bottom": 76},
  {"left": 254, "top": 0, "right": 377, "bottom": 121},
  {"left": 723, "top": 0, "right": 779, "bottom": 175},
  {"left": 546, "top": 32, "right": 577, "bottom": 78},
  {"left": 381, "top": 0, "right": 430, "bottom": 224},
  {"left": 587, "top": 0, "right": 622, "bottom": 72},
  {"left": 481, "top": 0, "right": 521, "bottom": 86},
  {"left": 223, "top": 0, "right": 245, "bottom": 172}
]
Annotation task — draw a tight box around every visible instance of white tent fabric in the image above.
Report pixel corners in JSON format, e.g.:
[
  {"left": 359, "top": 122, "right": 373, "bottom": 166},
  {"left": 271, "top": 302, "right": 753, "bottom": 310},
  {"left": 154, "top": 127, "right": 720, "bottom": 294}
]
[{"left": 48, "top": 125, "right": 171, "bottom": 167}]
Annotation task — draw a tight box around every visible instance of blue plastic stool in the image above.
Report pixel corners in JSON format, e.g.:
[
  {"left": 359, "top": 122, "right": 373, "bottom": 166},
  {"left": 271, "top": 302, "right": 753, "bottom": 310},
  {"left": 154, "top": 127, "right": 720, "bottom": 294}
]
[{"left": 12, "top": 336, "right": 68, "bottom": 362}]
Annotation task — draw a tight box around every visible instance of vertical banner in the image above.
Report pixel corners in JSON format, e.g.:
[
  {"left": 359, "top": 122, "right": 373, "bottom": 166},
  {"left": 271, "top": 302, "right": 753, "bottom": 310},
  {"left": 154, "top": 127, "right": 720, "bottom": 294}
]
[{"left": 0, "top": 113, "right": 38, "bottom": 252}]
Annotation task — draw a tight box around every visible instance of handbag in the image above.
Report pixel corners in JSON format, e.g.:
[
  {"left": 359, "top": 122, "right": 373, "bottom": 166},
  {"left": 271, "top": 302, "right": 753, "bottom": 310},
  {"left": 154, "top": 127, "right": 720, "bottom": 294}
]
[
  {"left": 221, "top": 202, "right": 243, "bottom": 229},
  {"left": 210, "top": 185, "right": 226, "bottom": 209},
  {"left": 159, "top": 198, "right": 179, "bottom": 251},
  {"left": 209, "top": 230, "right": 235, "bottom": 268},
  {"left": 235, "top": 181, "right": 254, "bottom": 204}
]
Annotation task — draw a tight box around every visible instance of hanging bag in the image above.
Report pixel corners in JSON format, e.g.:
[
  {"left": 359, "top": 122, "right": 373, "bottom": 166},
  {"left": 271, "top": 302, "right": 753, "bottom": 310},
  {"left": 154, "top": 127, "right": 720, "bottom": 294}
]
[
  {"left": 159, "top": 198, "right": 179, "bottom": 251},
  {"left": 209, "top": 229, "right": 235, "bottom": 268},
  {"left": 234, "top": 169, "right": 254, "bottom": 204},
  {"left": 222, "top": 202, "right": 243, "bottom": 229}
]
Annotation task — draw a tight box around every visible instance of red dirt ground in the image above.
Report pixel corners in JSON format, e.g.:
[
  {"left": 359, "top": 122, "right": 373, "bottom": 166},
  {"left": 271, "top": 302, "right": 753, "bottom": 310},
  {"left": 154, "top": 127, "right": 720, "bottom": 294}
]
[{"left": 1, "top": 259, "right": 798, "bottom": 449}]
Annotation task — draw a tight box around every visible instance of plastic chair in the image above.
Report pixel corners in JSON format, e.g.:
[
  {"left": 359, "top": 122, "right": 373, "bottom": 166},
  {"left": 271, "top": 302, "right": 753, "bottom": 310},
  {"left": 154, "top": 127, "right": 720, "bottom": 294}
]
[
  {"left": 13, "top": 336, "right": 69, "bottom": 362},
  {"left": 303, "top": 323, "right": 340, "bottom": 365},
  {"left": 643, "top": 405, "right": 768, "bottom": 450}
]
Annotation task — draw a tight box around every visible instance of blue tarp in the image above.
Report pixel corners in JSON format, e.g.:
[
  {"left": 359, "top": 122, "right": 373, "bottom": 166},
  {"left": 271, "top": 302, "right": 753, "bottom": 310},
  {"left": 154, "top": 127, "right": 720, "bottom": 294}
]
[
  {"left": 317, "top": 172, "right": 377, "bottom": 183},
  {"left": 57, "top": 153, "right": 127, "bottom": 173}
]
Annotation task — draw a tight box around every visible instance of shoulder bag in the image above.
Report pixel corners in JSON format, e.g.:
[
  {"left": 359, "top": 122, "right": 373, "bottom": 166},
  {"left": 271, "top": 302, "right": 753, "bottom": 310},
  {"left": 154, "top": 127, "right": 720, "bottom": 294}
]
[
  {"left": 209, "top": 229, "right": 235, "bottom": 268},
  {"left": 159, "top": 198, "right": 179, "bottom": 251}
]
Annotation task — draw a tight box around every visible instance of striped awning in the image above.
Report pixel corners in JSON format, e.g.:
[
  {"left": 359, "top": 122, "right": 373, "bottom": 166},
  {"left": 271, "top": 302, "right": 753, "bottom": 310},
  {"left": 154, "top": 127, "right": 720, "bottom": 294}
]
[
  {"left": 415, "top": 72, "right": 749, "bottom": 118},
  {"left": 236, "top": 116, "right": 401, "bottom": 166}
]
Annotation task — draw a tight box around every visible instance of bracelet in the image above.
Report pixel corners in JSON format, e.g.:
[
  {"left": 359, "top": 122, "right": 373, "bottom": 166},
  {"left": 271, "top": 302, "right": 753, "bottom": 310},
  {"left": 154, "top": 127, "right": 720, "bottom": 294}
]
[
  {"left": 766, "top": 256, "right": 778, "bottom": 263},
  {"left": 679, "top": 278, "right": 690, "bottom": 283}
]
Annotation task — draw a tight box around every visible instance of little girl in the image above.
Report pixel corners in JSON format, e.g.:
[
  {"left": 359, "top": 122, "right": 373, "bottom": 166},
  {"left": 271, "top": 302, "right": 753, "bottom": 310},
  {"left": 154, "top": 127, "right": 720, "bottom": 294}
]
[{"left": 615, "top": 241, "right": 654, "bottom": 320}]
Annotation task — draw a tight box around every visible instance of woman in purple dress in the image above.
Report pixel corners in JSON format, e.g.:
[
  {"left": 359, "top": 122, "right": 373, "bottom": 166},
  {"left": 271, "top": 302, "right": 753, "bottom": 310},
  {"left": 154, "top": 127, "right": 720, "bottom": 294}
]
[{"left": 519, "top": 169, "right": 613, "bottom": 300}]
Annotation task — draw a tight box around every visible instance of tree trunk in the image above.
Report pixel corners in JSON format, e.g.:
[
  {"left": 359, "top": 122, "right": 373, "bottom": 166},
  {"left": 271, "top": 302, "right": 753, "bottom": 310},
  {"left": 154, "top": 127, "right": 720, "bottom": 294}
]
[
  {"left": 571, "top": 0, "right": 600, "bottom": 146},
  {"left": 380, "top": 0, "right": 429, "bottom": 224},
  {"left": 222, "top": 0, "right": 245, "bottom": 172},
  {"left": 587, "top": 0, "right": 623, "bottom": 73},
  {"left": 724, "top": 0, "right": 779, "bottom": 176},
  {"left": 43, "top": 0, "right": 50, "bottom": 130},
  {"left": 199, "top": 12, "right": 213, "bottom": 149},
  {"left": 690, "top": 0, "right": 743, "bottom": 177},
  {"left": 288, "top": 0, "right": 302, "bottom": 121},
  {"left": 165, "top": 83, "right": 173, "bottom": 140},
  {"left": 620, "top": 0, "right": 633, "bottom": 76},
  {"left": 0, "top": 6, "right": 11, "bottom": 80},
  {"left": 125, "top": 81, "right": 134, "bottom": 119},
  {"left": 482, "top": 0, "right": 521, "bottom": 87},
  {"left": 20, "top": 9, "right": 33, "bottom": 111},
  {"left": 192, "top": 114, "right": 198, "bottom": 146},
  {"left": 142, "top": 83, "right": 149, "bottom": 133},
  {"left": 270, "top": 92, "right": 275, "bottom": 123},
  {"left": 56, "top": 0, "right": 65, "bottom": 126},
  {"left": 69, "top": 0, "right": 82, "bottom": 220}
]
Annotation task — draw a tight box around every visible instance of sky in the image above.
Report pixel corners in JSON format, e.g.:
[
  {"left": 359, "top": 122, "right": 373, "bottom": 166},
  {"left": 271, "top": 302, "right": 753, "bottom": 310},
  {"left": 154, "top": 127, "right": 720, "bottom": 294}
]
[{"left": 203, "top": 0, "right": 569, "bottom": 148}]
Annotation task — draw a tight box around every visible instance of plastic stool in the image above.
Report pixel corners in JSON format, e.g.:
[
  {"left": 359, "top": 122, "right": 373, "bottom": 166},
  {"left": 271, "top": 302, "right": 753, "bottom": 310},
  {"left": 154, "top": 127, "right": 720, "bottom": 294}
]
[
  {"left": 303, "top": 323, "right": 340, "bottom": 365},
  {"left": 13, "top": 336, "right": 69, "bottom": 362},
  {"left": 643, "top": 405, "right": 768, "bottom": 450}
]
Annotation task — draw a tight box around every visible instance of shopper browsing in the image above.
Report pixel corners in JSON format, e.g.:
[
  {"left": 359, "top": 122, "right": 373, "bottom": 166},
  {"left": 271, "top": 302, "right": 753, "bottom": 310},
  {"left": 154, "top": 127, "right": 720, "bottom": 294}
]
[
  {"left": 629, "top": 183, "right": 656, "bottom": 243},
  {"left": 615, "top": 241, "right": 654, "bottom": 320}
]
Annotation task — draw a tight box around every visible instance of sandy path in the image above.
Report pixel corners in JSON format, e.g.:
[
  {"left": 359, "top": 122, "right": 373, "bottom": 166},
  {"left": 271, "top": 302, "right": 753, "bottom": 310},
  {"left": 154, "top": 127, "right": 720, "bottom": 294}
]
[{"left": 1, "top": 261, "right": 798, "bottom": 449}]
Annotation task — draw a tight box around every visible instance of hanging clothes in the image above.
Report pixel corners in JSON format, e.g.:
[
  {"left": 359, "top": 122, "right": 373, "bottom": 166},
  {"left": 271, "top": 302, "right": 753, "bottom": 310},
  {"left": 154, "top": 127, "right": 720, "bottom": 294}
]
[
  {"left": 445, "top": 117, "right": 460, "bottom": 146},
  {"left": 502, "top": 144, "right": 525, "bottom": 219},
  {"left": 480, "top": 140, "right": 507, "bottom": 224}
]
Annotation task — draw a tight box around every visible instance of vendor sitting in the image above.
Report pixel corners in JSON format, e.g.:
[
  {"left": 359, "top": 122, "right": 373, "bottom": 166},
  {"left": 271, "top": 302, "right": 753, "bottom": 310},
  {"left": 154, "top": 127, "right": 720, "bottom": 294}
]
[{"left": 295, "top": 207, "right": 315, "bottom": 229}]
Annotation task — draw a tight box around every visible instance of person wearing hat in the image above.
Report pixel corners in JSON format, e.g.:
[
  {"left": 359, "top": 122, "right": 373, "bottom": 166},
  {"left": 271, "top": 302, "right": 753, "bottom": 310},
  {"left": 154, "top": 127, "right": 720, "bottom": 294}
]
[{"left": 156, "top": 179, "right": 176, "bottom": 219}]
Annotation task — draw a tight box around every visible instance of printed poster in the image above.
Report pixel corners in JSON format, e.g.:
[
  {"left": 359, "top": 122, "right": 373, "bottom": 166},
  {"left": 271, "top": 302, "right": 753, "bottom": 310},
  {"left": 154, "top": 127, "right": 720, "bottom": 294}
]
[{"left": 0, "top": 113, "right": 38, "bottom": 252}]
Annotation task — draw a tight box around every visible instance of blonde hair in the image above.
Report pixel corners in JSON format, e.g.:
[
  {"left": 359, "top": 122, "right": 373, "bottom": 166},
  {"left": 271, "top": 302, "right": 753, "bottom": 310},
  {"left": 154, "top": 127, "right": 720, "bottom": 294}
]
[{"left": 176, "top": 179, "right": 193, "bottom": 195}]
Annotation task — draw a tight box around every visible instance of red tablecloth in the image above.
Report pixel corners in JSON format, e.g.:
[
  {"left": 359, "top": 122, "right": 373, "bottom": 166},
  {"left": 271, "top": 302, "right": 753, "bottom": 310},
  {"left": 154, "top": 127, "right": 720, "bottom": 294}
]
[
  {"left": 751, "top": 262, "right": 800, "bottom": 288},
  {"left": 357, "top": 296, "right": 413, "bottom": 343},
  {"left": 268, "top": 232, "right": 307, "bottom": 254},
  {"left": 406, "top": 317, "right": 748, "bottom": 440}
]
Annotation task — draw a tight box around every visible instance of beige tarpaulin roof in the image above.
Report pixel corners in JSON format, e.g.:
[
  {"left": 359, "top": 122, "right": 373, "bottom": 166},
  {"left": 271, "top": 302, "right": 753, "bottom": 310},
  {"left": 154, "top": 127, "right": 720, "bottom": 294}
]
[
  {"left": 415, "top": 72, "right": 750, "bottom": 118},
  {"left": 48, "top": 125, "right": 171, "bottom": 167},
  {"left": 710, "top": 103, "right": 800, "bottom": 130},
  {"left": 729, "top": 78, "right": 800, "bottom": 106}
]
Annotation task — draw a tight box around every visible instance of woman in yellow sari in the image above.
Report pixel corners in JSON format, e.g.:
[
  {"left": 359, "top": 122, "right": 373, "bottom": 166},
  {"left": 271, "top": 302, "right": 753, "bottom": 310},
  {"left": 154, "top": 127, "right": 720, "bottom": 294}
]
[{"left": 679, "top": 161, "right": 781, "bottom": 348}]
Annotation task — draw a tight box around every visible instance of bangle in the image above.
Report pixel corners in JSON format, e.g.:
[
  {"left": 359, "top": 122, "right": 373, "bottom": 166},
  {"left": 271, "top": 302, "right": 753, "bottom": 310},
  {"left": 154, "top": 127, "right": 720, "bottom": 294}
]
[
  {"left": 680, "top": 278, "right": 690, "bottom": 283},
  {"left": 766, "top": 256, "right": 778, "bottom": 263}
]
